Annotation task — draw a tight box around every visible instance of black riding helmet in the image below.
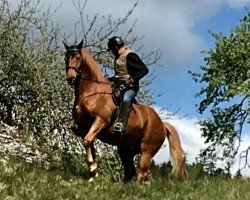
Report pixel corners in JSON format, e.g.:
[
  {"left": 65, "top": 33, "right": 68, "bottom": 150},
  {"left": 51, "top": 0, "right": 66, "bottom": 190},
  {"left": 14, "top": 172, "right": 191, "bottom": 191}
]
[{"left": 107, "top": 36, "right": 124, "bottom": 51}]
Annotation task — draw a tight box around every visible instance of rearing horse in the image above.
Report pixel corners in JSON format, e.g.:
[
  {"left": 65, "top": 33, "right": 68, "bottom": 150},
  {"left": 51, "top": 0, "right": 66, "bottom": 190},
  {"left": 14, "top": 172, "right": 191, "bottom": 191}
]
[{"left": 63, "top": 40, "right": 186, "bottom": 183}]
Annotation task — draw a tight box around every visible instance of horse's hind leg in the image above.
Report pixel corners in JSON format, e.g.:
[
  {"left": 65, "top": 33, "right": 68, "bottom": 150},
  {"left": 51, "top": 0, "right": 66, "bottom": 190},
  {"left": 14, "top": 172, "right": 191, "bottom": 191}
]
[
  {"left": 137, "top": 152, "right": 152, "bottom": 183},
  {"left": 118, "top": 147, "right": 136, "bottom": 182},
  {"left": 137, "top": 139, "right": 164, "bottom": 183}
]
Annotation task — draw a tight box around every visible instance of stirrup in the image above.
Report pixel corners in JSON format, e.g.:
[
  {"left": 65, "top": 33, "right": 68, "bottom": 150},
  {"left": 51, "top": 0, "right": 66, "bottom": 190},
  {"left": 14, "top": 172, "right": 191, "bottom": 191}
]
[{"left": 113, "top": 122, "right": 125, "bottom": 133}]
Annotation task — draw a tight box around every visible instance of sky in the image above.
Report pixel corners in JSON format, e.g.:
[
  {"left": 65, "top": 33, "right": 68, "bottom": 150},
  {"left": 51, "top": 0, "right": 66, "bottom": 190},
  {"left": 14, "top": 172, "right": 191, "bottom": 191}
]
[{"left": 37, "top": 0, "right": 250, "bottom": 175}]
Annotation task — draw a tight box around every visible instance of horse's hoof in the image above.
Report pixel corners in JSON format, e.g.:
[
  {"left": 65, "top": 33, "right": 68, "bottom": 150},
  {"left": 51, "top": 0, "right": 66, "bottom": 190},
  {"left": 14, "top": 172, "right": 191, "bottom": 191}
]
[
  {"left": 88, "top": 177, "right": 95, "bottom": 182},
  {"left": 137, "top": 180, "right": 150, "bottom": 185},
  {"left": 143, "top": 181, "right": 151, "bottom": 185},
  {"left": 88, "top": 172, "right": 98, "bottom": 182}
]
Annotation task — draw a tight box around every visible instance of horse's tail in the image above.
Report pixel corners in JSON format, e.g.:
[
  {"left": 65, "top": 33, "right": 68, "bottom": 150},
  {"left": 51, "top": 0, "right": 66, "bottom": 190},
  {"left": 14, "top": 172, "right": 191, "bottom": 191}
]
[{"left": 164, "top": 122, "right": 186, "bottom": 178}]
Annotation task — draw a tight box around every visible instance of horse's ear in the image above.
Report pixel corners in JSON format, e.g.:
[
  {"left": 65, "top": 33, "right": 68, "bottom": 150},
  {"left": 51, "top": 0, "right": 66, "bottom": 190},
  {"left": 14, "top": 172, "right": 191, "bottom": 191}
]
[
  {"left": 63, "top": 41, "right": 69, "bottom": 50},
  {"left": 77, "top": 40, "right": 83, "bottom": 49}
]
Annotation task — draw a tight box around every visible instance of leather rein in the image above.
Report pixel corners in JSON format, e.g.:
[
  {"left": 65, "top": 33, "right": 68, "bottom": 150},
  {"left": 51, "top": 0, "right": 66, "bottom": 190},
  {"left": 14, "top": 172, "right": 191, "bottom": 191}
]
[{"left": 65, "top": 51, "right": 113, "bottom": 101}]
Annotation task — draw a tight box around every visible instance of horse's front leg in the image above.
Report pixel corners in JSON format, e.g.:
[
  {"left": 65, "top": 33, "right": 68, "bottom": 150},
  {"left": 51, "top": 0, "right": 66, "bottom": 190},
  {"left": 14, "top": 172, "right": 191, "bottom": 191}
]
[
  {"left": 82, "top": 116, "right": 107, "bottom": 181},
  {"left": 85, "top": 142, "right": 97, "bottom": 182}
]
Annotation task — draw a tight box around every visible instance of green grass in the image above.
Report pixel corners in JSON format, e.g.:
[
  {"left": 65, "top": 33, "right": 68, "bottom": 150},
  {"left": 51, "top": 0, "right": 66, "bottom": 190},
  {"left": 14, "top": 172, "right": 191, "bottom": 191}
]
[{"left": 0, "top": 159, "right": 249, "bottom": 200}]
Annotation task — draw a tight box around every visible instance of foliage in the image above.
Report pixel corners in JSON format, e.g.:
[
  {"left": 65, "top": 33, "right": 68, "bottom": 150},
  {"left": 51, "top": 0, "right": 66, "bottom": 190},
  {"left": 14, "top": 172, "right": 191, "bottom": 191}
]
[
  {"left": 0, "top": 158, "right": 250, "bottom": 200},
  {"left": 190, "top": 11, "right": 250, "bottom": 173},
  {"left": 0, "top": 0, "right": 72, "bottom": 138}
]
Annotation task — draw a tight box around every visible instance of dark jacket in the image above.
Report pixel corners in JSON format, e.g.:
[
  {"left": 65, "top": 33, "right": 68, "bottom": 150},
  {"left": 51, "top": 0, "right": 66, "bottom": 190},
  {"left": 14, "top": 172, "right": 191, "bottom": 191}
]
[{"left": 126, "top": 52, "right": 149, "bottom": 91}]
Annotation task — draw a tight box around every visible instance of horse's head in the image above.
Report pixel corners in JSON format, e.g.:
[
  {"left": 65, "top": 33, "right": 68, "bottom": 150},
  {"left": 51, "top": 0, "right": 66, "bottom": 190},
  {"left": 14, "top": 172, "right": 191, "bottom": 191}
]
[{"left": 63, "top": 40, "right": 84, "bottom": 85}]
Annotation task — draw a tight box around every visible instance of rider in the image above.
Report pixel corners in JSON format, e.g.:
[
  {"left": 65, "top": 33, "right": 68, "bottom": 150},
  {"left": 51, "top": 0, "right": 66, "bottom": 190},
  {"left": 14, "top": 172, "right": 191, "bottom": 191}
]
[{"left": 107, "top": 36, "right": 149, "bottom": 137}]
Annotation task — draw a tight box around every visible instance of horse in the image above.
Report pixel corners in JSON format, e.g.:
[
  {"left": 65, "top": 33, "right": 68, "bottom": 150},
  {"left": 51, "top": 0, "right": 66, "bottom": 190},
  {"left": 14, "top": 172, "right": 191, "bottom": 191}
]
[{"left": 63, "top": 40, "right": 186, "bottom": 183}]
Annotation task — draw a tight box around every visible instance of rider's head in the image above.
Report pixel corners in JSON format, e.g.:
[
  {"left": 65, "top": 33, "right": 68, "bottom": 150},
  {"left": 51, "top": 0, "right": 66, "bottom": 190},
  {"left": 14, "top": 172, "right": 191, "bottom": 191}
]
[{"left": 107, "top": 36, "right": 124, "bottom": 57}]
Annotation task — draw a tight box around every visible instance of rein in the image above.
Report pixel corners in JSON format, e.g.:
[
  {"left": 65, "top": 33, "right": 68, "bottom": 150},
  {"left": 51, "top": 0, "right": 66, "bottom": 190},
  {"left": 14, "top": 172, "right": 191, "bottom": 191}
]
[
  {"left": 82, "top": 92, "right": 113, "bottom": 102},
  {"left": 79, "top": 77, "right": 111, "bottom": 85},
  {"left": 75, "top": 70, "right": 113, "bottom": 102},
  {"left": 65, "top": 48, "right": 113, "bottom": 101},
  {"left": 66, "top": 66, "right": 81, "bottom": 75},
  {"left": 77, "top": 78, "right": 113, "bottom": 102},
  {"left": 66, "top": 62, "right": 111, "bottom": 85}
]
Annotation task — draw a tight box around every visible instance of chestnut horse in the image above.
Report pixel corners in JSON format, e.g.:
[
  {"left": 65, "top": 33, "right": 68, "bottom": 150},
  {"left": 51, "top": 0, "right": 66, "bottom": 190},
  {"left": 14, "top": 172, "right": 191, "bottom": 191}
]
[{"left": 63, "top": 40, "right": 186, "bottom": 183}]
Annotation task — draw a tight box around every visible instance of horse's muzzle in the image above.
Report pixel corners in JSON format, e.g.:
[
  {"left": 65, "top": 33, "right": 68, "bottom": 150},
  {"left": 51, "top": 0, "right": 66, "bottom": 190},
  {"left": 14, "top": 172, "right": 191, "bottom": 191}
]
[{"left": 66, "top": 76, "right": 77, "bottom": 85}]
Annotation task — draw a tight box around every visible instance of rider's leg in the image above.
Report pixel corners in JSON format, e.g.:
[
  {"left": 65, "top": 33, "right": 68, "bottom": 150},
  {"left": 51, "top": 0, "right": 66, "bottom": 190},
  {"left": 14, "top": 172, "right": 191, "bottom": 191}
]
[{"left": 113, "top": 89, "right": 136, "bottom": 135}]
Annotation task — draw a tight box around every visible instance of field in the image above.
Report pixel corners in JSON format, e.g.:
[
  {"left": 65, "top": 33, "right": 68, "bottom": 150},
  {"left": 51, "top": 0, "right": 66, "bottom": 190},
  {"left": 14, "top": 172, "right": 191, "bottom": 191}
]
[{"left": 0, "top": 158, "right": 249, "bottom": 200}]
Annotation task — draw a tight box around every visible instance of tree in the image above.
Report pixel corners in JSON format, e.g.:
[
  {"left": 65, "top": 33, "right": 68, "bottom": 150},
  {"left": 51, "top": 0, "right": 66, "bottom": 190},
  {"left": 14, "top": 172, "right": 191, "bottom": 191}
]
[
  {"left": 0, "top": 0, "right": 69, "bottom": 133},
  {"left": 190, "top": 11, "right": 250, "bottom": 174}
]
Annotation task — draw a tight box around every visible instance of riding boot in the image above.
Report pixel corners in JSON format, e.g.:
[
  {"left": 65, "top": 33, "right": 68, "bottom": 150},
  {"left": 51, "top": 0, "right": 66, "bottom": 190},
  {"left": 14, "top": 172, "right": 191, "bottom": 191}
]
[{"left": 113, "top": 102, "right": 131, "bottom": 138}]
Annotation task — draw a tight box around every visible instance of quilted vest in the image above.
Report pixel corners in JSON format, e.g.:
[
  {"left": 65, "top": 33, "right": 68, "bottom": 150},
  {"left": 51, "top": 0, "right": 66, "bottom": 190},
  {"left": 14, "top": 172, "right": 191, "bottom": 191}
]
[{"left": 114, "top": 48, "right": 132, "bottom": 82}]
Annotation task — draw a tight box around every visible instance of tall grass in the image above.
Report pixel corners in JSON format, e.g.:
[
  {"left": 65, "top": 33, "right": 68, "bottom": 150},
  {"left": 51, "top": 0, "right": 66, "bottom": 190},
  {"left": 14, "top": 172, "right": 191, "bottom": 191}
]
[{"left": 0, "top": 158, "right": 249, "bottom": 200}]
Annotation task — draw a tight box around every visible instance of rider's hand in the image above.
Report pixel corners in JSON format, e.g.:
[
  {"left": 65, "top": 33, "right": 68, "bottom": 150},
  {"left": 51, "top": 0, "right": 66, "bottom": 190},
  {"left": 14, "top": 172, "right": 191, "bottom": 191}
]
[
  {"left": 119, "top": 84, "right": 126, "bottom": 91},
  {"left": 125, "top": 77, "right": 134, "bottom": 87}
]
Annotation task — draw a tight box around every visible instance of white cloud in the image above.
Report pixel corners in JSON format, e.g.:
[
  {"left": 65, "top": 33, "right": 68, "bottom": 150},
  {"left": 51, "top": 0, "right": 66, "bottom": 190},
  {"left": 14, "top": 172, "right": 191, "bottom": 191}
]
[
  {"left": 231, "top": 135, "right": 250, "bottom": 176},
  {"left": 153, "top": 114, "right": 205, "bottom": 164},
  {"left": 33, "top": 0, "right": 250, "bottom": 69},
  {"left": 132, "top": 4, "right": 206, "bottom": 67},
  {"left": 14, "top": 0, "right": 250, "bottom": 68}
]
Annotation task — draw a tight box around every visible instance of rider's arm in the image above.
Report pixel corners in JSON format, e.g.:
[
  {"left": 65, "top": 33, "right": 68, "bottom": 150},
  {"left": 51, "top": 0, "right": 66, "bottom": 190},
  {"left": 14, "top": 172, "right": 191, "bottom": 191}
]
[{"left": 126, "top": 52, "right": 149, "bottom": 82}]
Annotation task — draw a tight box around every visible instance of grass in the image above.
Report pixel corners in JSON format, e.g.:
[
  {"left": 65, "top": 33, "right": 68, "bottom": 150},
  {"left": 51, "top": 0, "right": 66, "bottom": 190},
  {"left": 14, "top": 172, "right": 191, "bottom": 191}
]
[{"left": 0, "top": 158, "right": 249, "bottom": 200}]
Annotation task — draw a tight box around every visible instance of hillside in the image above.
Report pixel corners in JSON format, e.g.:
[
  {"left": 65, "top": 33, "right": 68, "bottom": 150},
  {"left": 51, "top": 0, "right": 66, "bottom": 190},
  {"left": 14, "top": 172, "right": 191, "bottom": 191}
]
[
  {"left": 0, "top": 158, "right": 250, "bottom": 200},
  {"left": 0, "top": 123, "right": 249, "bottom": 200}
]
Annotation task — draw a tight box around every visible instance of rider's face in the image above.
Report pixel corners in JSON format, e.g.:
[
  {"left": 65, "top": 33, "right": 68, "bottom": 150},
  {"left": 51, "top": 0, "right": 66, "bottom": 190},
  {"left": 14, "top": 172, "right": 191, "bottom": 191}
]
[{"left": 110, "top": 46, "right": 119, "bottom": 57}]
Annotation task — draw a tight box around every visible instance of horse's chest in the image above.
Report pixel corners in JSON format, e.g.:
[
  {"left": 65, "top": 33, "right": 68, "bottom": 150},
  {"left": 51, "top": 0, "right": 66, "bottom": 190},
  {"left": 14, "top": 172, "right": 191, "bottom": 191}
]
[{"left": 73, "top": 104, "right": 93, "bottom": 127}]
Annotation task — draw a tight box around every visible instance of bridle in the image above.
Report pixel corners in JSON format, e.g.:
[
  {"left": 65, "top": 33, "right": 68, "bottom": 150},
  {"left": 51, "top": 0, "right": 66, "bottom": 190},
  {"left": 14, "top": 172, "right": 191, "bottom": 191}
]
[
  {"left": 64, "top": 48, "right": 113, "bottom": 102},
  {"left": 64, "top": 48, "right": 111, "bottom": 85},
  {"left": 64, "top": 48, "right": 83, "bottom": 78},
  {"left": 65, "top": 65, "right": 82, "bottom": 77}
]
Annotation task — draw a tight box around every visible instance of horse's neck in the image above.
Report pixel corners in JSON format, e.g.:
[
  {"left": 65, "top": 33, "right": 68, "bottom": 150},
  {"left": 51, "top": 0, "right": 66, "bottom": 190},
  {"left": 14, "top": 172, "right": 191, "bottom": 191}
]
[
  {"left": 81, "top": 48, "right": 107, "bottom": 83},
  {"left": 74, "top": 48, "right": 112, "bottom": 101}
]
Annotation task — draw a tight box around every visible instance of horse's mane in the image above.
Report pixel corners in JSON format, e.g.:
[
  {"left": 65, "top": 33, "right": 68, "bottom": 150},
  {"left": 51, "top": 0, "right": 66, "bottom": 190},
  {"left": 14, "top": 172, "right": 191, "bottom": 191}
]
[{"left": 82, "top": 48, "right": 108, "bottom": 83}]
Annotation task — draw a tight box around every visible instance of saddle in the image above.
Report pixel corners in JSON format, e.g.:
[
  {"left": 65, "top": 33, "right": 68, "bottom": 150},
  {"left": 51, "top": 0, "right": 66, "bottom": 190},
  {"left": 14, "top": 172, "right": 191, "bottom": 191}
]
[{"left": 110, "top": 86, "right": 138, "bottom": 127}]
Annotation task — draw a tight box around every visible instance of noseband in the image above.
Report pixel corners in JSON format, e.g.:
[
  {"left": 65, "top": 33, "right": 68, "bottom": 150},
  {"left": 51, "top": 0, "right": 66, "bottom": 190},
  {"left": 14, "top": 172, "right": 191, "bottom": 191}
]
[
  {"left": 64, "top": 48, "right": 111, "bottom": 86},
  {"left": 65, "top": 65, "right": 81, "bottom": 75}
]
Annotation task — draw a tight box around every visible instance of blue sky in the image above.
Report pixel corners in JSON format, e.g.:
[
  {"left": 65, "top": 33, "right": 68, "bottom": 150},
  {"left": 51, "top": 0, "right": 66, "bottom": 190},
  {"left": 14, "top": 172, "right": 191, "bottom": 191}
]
[
  {"left": 43, "top": 0, "right": 250, "bottom": 175},
  {"left": 151, "top": 3, "right": 249, "bottom": 118}
]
